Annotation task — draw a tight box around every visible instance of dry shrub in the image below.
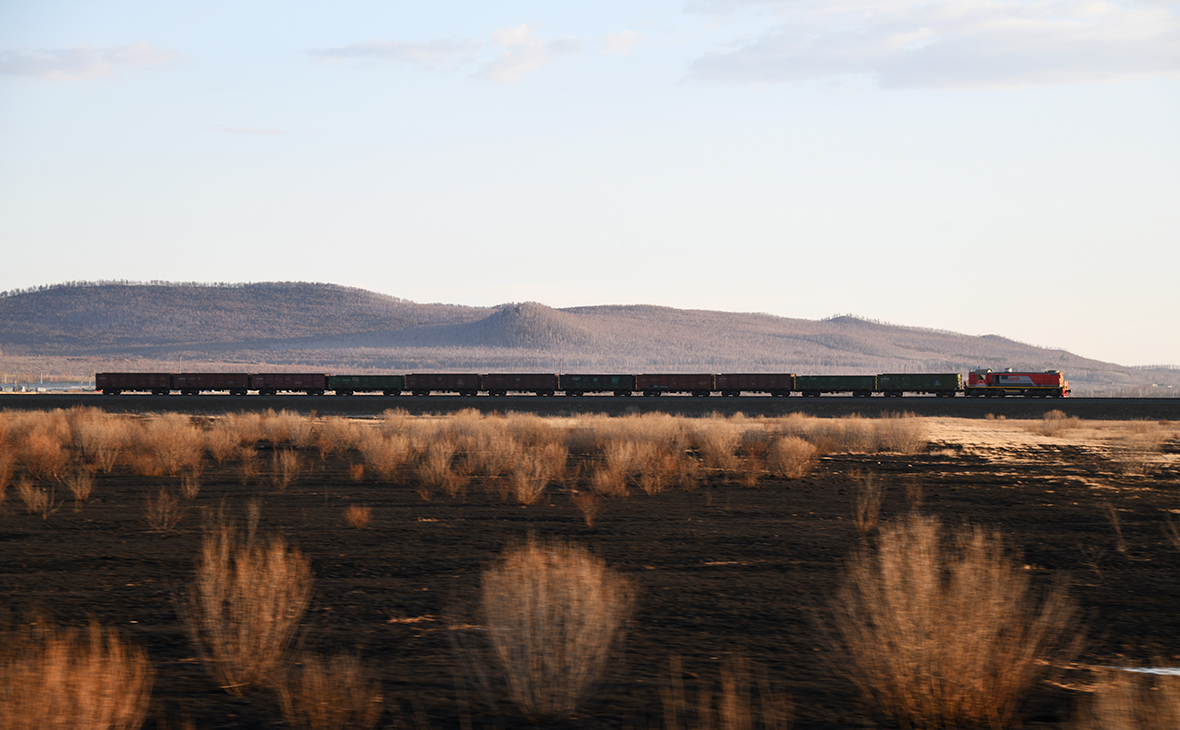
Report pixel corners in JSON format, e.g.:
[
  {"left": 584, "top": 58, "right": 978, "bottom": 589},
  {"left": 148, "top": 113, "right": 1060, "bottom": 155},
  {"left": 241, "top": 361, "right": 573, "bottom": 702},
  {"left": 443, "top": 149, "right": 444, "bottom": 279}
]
[
  {"left": 222, "top": 412, "right": 266, "bottom": 447},
  {"left": 507, "top": 443, "right": 568, "bottom": 505},
  {"left": 767, "top": 437, "right": 817, "bottom": 480},
  {"left": 64, "top": 467, "right": 93, "bottom": 509},
  {"left": 662, "top": 654, "right": 793, "bottom": 730},
  {"left": 379, "top": 407, "right": 410, "bottom": 435},
  {"left": 20, "top": 428, "right": 69, "bottom": 481},
  {"left": 357, "top": 431, "right": 411, "bottom": 482},
  {"left": 0, "top": 618, "right": 154, "bottom": 730},
  {"left": 180, "top": 510, "right": 313, "bottom": 695},
  {"left": 1030, "top": 410, "right": 1082, "bottom": 438},
  {"left": 349, "top": 463, "right": 365, "bottom": 482},
  {"left": 224, "top": 445, "right": 252, "bottom": 484},
  {"left": 1075, "top": 672, "right": 1180, "bottom": 730},
  {"left": 204, "top": 421, "right": 242, "bottom": 465},
  {"left": 74, "top": 415, "right": 135, "bottom": 473},
  {"left": 875, "top": 413, "right": 928, "bottom": 454},
  {"left": 416, "top": 440, "right": 465, "bottom": 499},
  {"left": 695, "top": 420, "right": 743, "bottom": 474},
  {"left": 17, "top": 476, "right": 60, "bottom": 518},
  {"left": 455, "top": 536, "right": 634, "bottom": 721},
  {"left": 852, "top": 471, "right": 883, "bottom": 539},
  {"left": 466, "top": 431, "right": 524, "bottom": 480},
  {"left": 314, "top": 417, "right": 362, "bottom": 460},
  {"left": 820, "top": 416, "right": 878, "bottom": 454},
  {"left": 824, "top": 512, "right": 1078, "bottom": 729},
  {"left": 265, "top": 410, "right": 315, "bottom": 448},
  {"left": 278, "top": 653, "right": 384, "bottom": 730},
  {"left": 145, "top": 488, "right": 187, "bottom": 532},
  {"left": 344, "top": 504, "right": 373, "bottom": 529},
  {"left": 1166, "top": 513, "right": 1180, "bottom": 551},
  {"left": 272, "top": 449, "right": 302, "bottom": 491},
  {"left": 140, "top": 415, "right": 204, "bottom": 476},
  {"left": 0, "top": 445, "right": 14, "bottom": 493},
  {"left": 640, "top": 451, "right": 691, "bottom": 495}
]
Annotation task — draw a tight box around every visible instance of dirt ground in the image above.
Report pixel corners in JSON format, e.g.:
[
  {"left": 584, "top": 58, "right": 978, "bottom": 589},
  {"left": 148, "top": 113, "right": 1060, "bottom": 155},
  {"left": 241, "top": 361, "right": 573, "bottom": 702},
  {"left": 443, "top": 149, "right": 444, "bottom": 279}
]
[{"left": 2, "top": 416, "right": 1179, "bottom": 729}]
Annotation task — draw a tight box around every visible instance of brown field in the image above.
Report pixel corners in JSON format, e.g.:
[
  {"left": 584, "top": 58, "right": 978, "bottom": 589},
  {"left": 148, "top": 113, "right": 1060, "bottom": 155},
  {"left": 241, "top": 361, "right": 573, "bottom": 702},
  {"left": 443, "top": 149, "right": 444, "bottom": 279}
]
[{"left": 0, "top": 407, "right": 1178, "bottom": 729}]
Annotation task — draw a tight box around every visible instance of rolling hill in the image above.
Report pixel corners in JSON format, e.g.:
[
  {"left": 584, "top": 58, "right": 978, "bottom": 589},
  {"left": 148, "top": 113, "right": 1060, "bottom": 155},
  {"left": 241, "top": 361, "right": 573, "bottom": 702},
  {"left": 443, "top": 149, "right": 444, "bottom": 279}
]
[{"left": 0, "top": 281, "right": 1175, "bottom": 395}]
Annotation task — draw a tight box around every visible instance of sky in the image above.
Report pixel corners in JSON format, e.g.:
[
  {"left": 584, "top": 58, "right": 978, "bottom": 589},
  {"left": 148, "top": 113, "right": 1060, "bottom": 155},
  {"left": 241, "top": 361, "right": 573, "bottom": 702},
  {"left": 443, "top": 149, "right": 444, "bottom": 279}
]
[{"left": 1, "top": 1, "right": 1178, "bottom": 367}]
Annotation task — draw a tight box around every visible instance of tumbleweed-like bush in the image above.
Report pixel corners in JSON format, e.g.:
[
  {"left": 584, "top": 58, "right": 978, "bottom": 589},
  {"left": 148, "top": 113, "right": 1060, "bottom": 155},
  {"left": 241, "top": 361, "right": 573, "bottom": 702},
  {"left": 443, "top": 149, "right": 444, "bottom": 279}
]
[{"left": 824, "top": 512, "right": 1078, "bottom": 729}]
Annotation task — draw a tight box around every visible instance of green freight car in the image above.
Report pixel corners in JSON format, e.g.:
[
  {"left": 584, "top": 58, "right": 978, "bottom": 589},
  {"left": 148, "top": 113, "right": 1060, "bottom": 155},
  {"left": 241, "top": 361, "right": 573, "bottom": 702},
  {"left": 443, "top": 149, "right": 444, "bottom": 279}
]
[
  {"left": 328, "top": 374, "right": 405, "bottom": 396},
  {"left": 876, "top": 373, "right": 962, "bottom": 398},
  {"left": 795, "top": 375, "right": 877, "bottom": 397}
]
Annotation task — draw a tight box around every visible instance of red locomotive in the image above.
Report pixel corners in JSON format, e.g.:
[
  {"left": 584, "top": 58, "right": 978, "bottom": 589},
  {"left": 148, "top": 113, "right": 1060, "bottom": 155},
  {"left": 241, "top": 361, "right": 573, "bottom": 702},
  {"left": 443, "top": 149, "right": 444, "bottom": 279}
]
[{"left": 964, "top": 369, "right": 1070, "bottom": 398}]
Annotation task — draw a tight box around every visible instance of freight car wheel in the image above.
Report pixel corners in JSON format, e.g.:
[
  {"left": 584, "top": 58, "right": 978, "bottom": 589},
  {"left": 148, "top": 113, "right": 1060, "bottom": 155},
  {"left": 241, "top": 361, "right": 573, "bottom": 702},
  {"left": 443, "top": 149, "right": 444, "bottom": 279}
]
[
  {"left": 692, "top": 391, "right": 710, "bottom": 398},
  {"left": 615, "top": 391, "right": 632, "bottom": 397},
  {"left": 231, "top": 390, "right": 247, "bottom": 397},
  {"left": 413, "top": 391, "right": 429, "bottom": 397},
  {"left": 383, "top": 390, "right": 401, "bottom": 396},
  {"left": 566, "top": 391, "right": 583, "bottom": 397},
  {"left": 338, "top": 390, "right": 354, "bottom": 396}
]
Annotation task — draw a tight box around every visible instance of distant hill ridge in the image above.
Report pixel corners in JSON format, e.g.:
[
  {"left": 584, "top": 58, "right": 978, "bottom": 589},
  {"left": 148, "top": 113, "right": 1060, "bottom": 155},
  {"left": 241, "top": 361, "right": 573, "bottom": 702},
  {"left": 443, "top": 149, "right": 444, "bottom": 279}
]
[{"left": 1, "top": 281, "right": 1176, "bottom": 395}]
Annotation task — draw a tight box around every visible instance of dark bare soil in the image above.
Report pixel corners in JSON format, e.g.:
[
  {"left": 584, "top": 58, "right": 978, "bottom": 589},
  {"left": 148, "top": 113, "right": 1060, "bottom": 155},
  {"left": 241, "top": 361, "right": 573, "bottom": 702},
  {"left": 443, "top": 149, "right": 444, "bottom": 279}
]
[{"left": 2, "top": 430, "right": 1180, "bottom": 729}]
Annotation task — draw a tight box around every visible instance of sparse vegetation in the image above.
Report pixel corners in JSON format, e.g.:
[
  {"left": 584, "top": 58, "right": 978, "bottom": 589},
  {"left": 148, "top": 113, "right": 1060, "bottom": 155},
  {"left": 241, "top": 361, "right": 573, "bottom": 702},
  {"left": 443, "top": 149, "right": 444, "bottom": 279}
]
[
  {"left": 344, "top": 504, "right": 372, "bottom": 529},
  {"left": 824, "top": 512, "right": 1078, "bottom": 729}
]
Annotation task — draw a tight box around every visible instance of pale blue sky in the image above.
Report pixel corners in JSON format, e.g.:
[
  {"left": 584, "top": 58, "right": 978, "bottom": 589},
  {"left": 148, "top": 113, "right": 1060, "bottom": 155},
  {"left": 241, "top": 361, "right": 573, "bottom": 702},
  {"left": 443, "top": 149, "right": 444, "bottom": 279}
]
[{"left": 2, "top": 1, "right": 1178, "bottom": 365}]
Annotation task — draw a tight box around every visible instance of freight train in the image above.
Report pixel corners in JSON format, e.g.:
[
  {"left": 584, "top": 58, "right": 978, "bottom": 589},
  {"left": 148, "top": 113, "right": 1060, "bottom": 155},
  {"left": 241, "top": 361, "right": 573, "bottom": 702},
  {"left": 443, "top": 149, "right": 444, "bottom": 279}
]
[{"left": 94, "top": 369, "right": 1070, "bottom": 398}]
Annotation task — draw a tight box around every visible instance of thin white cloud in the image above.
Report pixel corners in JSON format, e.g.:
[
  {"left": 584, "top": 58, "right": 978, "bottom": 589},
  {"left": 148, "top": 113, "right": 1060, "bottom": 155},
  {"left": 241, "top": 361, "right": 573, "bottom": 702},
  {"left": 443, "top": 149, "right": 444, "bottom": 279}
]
[
  {"left": 308, "top": 39, "right": 482, "bottom": 70},
  {"left": 603, "top": 30, "right": 641, "bottom": 56},
  {"left": 207, "top": 125, "right": 287, "bottom": 136},
  {"left": 475, "top": 24, "right": 581, "bottom": 85},
  {"left": 690, "top": 0, "right": 1180, "bottom": 88},
  {"left": 0, "top": 42, "right": 180, "bottom": 81}
]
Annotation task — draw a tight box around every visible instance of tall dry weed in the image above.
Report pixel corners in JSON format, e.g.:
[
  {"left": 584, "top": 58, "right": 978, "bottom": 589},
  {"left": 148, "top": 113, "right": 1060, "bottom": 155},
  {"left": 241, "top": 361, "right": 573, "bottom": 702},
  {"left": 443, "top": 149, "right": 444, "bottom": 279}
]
[
  {"left": 0, "top": 619, "right": 155, "bottom": 730},
  {"left": 852, "top": 471, "right": 883, "bottom": 539},
  {"left": 17, "top": 476, "right": 61, "bottom": 518},
  {"left": 416, "top": 440, "right": 465, "bottom": 499},
  {"left": 453, "top": 536, "right": 634, "bottom": 721},
  {"left": 277, "top": 653, "right": 384, "bottom": 730},
  {"left": 272, "top": 449, "right": 302, "bottom": 491},
  {"left": 140, "top": 414, "right": 204, "bottom": 476},
  {"left": 179, "top": 510, "right": 313, "bottom": 695},
  {"left": 507, "top": 443, "right": 568, "bottom": 505},
  {"left": 64, "top": 467, "right": 94, "bottom": 510},
  {"left": 824, "top": 512, "right": 1078, "bottom": 729},
  {"left": 20, "top": 428, "right": 69, "bottom": 481}
]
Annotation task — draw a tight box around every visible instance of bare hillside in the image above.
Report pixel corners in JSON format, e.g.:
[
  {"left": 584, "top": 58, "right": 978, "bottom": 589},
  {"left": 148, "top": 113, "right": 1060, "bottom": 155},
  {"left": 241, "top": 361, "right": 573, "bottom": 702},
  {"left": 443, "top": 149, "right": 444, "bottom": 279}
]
[{"left": 1, "top": 282, "right": 1176, "bottom": 395}]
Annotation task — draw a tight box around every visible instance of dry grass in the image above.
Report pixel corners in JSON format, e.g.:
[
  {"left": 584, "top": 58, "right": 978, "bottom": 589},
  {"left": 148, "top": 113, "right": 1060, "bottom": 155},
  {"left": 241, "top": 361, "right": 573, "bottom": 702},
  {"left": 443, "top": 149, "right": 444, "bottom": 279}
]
[
  {"left": 357, "top": 431, "right": 411, "bottom": 482},
  {"left": 16, "top": 476, "right": 61, "bottom": 518},
  {"left": 180, "top": 510, "right": 313, "bottom": 695},
  {"left": 74, "top": 414, "right": 136, "bottom": 473},
  {"left": 507, "top": 443, "right": 568, "bottom": 505},
  {"left": 64, "top": 467, "right": 94, "bottom": 510},
  {"left": 145, "top": 487, "right": 187, "bottom": 532},
  {"left": 1030, "top": 409, "right": 1082, "bottom": 438},
  {"left": 0, "top": 618, "right": 155, "bottom": 730},
  {"left": 1118, "top": 421, "right": 1168, "bottom": 475},
  {"left": 271, "top": 449, "right": 302, "bottom": 491},
  {"left": 852, "top": 471, "right": 883, "bottom": 539},
  {"left": 875, "top": 413, "right": 929, "bottom": 454},
  {"left": 766, "top": 437, "right": 817, "bottom": 480},
  {"left": 455, "top": 536, "right": 634, "bottom": 721},
  {"left": 416, "top": 440, "right": 464, "bottom": 499},
  {"left": 277, "top": 652, "right": 384, "bottom": 730},
  {"left": 1102, "top": 502, "right": 1129, "bottom": 553},
  {"left": 236, "top": 446, "right": 259, "bottom": 486},
  {"left": 204, "top": 421, "right": 242, "bottom": 465},
  {"left": 1074, "top": 672, "right": 1180, "bottom": 730},
  {"left": 20, "top": 428, "right": 70, "bottom": 481},
  {"left": 662, "top": 655, "right": 793, "bottom": 730},
  {"left": 344, "top": 504, "right": 373, "bottom": 529},
  {"left": 824, "top": 512, "right": 1078, "bottom": 729}
]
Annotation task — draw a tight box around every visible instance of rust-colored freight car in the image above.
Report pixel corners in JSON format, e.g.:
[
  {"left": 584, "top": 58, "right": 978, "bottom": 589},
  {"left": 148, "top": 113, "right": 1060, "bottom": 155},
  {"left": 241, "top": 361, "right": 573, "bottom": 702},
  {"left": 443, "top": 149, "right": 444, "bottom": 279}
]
[
  {"left": 634, "top": 374, "right": 715, "bottom": 397},
  {"left": 481, "top": 373, "right": 558, "bottom": 397},
  {"left": 558, "top": 374, "right": 635, "bottom": 396},
  {"left": 404, "top": 373, "right": 482, "bottom": 397},
  {"left": 96, "top": 372, "right": 173, "bottom": 396},
  {"left": 173, "top": 372, "right": 250, "bottom": 396},
  {"left": 714, "top": 373, "right": 796, "bottom": 397},
  {"left": 249, "top": 373, "right": 329, "bottom": 396}
]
